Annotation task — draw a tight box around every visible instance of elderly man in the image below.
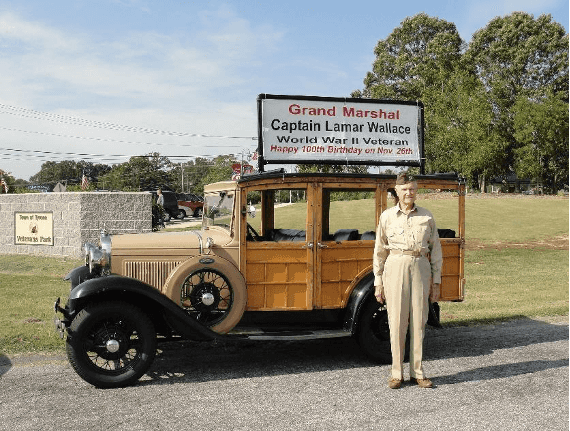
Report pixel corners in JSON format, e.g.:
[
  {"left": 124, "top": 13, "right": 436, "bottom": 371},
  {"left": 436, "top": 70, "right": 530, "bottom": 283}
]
[{"left": 373, "top": 171, "right": 442, "bottom": 389}]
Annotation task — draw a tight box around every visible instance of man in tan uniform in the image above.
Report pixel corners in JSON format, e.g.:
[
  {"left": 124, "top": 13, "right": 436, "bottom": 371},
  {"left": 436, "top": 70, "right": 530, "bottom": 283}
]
[{"left": 373, "top": 171, "right": 442, "bottom": 389}]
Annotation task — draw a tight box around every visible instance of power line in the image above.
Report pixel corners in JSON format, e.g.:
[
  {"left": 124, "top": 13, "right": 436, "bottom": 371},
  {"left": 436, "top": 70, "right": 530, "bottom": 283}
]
[
  {"left": 0, "top": 104, "right": 258, "bottom": 140},
  {"left": 0, "top": 147, "right": 243, "bottom": 163},
  {"left": 0, "top": 126, "right": 256, "bottom": 149}
]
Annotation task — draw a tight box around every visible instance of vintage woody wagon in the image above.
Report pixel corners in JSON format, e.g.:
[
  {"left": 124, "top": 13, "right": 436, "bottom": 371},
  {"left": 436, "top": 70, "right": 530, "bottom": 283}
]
[{"left": 54, "top": 170, "right": 465, "bottom": 388}]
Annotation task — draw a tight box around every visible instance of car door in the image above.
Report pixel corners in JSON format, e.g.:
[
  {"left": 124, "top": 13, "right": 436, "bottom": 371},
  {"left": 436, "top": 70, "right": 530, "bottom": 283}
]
[
  {"left": 312, "top": 181, "right": 379, "bottom": 309},
  {"left": 243, "top": 182, "right": 316, "bottom": 311}
]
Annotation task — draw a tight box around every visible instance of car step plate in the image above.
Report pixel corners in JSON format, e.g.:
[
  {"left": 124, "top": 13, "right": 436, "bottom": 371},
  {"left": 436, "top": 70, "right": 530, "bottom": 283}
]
[{"left": 228, "top": 328, "right": 351, "bottom": 341}]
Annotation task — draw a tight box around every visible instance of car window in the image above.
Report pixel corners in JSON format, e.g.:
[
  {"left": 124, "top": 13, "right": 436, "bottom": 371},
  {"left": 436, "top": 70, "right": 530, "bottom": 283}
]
[
  {"left": 203, "top": 192, "right": 234, "bottom": 232},
  {"left": 246, "top": 188, "right": 307, "bottom": 241},
  {"left": 323, "top": 188, "right": 376, "bottom": 241}
]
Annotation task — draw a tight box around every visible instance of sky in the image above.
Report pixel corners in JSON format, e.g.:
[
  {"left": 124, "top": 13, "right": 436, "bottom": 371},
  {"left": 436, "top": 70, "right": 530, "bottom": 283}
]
[{"left": 0, "top": 0, "right": 568, "bottom": 181}]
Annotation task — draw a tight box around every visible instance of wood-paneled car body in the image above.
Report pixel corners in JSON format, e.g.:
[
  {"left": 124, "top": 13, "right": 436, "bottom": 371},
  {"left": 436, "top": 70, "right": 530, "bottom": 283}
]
[{"left": 54, "top": 170, "right": 465, "bottom": 388}]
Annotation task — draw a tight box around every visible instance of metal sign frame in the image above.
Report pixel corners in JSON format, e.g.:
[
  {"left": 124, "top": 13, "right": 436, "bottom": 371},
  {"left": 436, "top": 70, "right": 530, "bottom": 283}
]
[{"left": 257, "top": 94, "right": 424, "bottom": 173}]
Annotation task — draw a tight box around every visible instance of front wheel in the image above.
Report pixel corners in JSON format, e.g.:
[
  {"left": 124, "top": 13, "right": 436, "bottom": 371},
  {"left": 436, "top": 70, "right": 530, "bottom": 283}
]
[{"left": 66, "top": 301, "right": 156, "bottom": 388}]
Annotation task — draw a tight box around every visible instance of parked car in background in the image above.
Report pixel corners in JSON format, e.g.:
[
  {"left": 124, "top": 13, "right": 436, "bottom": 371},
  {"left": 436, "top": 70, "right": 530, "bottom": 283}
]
[
  {"left": 151, "top": 190, "right": 183, "bottom": 221},
  {"left": 178, "top": 192, "right": 204, "bottom": 218}
]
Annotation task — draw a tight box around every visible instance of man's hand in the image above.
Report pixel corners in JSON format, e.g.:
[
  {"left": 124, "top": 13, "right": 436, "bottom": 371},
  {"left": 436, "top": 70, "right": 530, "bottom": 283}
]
[
  {"left": 374, "top": 284, "right": 385, "bottom": 303},
  {"left": 429, "top": 283, "right": 440, "bottom": 302}
]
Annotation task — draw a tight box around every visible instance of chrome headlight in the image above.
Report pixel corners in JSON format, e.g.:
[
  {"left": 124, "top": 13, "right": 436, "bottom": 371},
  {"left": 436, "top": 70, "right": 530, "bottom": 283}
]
[{"left": 84, "top": 230, "right": 112, "bottom": 275}]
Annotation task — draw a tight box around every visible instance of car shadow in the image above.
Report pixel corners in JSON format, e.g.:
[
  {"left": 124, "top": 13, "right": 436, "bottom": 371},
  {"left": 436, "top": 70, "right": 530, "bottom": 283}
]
[
  {"left": 0, "top": 354, "right": 12, "bottom": 377},
  {"left": 142, "top": 336, "right": 369, "bottom": 386},
  {"left": 140, "top": 317, "right": 568, "bottom": 387}
]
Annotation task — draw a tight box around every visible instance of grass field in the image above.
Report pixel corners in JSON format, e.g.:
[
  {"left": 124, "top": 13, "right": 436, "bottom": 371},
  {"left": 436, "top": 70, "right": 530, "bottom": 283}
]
[{"left": 0, "top": 194, "right": 567, "bottom": 355}]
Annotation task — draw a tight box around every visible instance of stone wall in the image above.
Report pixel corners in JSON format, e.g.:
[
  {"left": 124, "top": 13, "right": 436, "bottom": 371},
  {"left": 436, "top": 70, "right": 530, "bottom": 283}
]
[{"left": 0, "top": 192, "right": 152, "bottom": 258}]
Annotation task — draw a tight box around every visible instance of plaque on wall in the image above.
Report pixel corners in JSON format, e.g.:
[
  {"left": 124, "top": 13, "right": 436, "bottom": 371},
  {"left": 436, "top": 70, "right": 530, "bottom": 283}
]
[{"left": 15, "top": 212, "right": 54, "bottom": 246}]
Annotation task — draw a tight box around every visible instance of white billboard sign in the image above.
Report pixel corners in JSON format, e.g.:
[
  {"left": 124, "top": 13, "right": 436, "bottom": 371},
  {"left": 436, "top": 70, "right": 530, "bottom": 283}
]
[{"left": 257, "top": 94, "right": 423, "bottom": 169}]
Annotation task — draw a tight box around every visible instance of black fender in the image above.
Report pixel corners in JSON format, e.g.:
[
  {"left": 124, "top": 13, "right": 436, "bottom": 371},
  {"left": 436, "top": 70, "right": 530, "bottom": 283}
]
[
  {"left": 67, "top": 275, "right": 220, "bottom": 341},
  {"left": 64, "top": 265, "right": 97, "bottom": 289},
  {"left": 343, "top": 272, "right": 375, "bottom": 334}
]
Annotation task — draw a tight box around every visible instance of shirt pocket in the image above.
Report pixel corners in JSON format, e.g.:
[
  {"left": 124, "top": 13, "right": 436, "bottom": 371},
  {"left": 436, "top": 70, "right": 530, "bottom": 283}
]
[
  {"left": 413, "top": 218, "right": 431, "bottom": 242},
  {"left": 386, "top": 227, "right": 404, "bottom": 239}
]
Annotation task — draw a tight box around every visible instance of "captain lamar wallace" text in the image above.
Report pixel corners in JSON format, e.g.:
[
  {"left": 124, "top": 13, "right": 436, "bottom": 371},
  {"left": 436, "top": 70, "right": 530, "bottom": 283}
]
[{"left": 271, "top": 119, "right": 411, "bottom": 135}]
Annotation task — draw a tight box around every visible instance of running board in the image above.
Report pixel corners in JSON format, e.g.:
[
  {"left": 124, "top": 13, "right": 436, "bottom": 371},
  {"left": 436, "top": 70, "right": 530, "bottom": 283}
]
[{"left": 227, "top": 328, "right": 351, "bottom": 341}]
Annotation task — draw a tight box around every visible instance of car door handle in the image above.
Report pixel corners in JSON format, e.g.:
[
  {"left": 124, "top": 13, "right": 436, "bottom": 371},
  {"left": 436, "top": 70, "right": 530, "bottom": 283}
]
[
  {"left": 304, "top": 242, "right": 314, "bottom": 250},
  {"left": 317, "top": 243, "right": 329, "bottom": 249}
]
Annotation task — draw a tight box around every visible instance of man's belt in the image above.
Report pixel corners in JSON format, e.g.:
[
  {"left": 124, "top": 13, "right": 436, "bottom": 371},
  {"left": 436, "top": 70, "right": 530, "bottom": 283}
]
[{"left": 390, "top": 249, "right": 427, "bottom": 257}]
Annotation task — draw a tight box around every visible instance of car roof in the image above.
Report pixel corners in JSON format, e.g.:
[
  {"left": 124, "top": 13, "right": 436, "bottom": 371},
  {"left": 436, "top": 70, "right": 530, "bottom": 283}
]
[{"left": 237, "top": 169, "right": 460, "bottom": 184}]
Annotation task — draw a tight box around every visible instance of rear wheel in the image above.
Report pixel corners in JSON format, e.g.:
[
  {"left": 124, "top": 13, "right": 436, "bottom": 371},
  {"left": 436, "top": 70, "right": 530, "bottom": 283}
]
[
  {"left": 357, "top": 299, "right": 392, "bottom": 363},
  {"left": 66, "top": 301, "right": 156, "bottom": 388},
  {"left": 357, "top": 299, "right": 410, "bottom": 363}
]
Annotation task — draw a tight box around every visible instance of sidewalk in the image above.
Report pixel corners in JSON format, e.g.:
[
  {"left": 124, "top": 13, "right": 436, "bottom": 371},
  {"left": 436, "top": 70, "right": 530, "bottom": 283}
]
[{"left": 164, "top": 216, "right": 202, "bottom": 229}]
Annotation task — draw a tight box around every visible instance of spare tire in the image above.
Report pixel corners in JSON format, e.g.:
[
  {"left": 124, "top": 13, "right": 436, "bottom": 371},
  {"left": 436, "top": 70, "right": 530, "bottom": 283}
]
[{"left": 163, "top": 256, "right": 247, "bottom": 334}]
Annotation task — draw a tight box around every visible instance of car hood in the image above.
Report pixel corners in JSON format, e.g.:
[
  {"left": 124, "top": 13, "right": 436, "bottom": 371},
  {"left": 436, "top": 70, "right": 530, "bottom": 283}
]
[{"left": 110, "top": 229, "right": 231, "bottom": 255}]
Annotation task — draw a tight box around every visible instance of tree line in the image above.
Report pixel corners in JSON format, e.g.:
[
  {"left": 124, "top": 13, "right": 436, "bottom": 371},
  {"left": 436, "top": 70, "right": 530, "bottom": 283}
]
[
  {"left": 1, "top": 12, "right": 567, "bottom": 194},
  {"left": 353, "top": 12, "right": 568, "bottom": 193},
  {"left": 0, "top": 154, "right": 240, "bottom": 196}
]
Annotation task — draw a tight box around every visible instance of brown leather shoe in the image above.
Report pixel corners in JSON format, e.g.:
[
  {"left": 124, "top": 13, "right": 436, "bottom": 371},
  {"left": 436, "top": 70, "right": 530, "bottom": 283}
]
[
  {"left": 388, "top": 378, "right": 402, "bottom": 389},
  {"left": 411, "top": 377, "right": 433, "bottom": 388}
]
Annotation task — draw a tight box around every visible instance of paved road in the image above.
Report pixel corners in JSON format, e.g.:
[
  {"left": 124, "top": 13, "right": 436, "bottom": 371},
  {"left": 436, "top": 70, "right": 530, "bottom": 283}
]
[{"left": 1, "top": 317, "right": 568, "bottom": 431}]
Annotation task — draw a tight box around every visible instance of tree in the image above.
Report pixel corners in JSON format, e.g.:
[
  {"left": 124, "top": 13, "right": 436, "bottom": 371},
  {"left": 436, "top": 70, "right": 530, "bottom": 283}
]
[
  {"left": 30, "top": 160, "right": 76, "bottom": 186},
  {"left": 356, "top": 13, "right": 464, "bottom": 101},
  {"left": 192, "top": 155, "right": 238, "bottom": 194},
  {"left": 354, "top": 13, "right": 482, "bottom": 184},
  {"left": 0, "top": 169, "right": 13, "bottom": 193},
  {"left": 98, "top": 153, "right": 176, "bottom": 191},
  {"left": 356, "top": 12, "right": 568, "bottom": 192},
  {"left": 513, "top": 91, "right": 569, "bottom": 193},
  {"left": 182, "top": 157, "right": 217, "bottom": 195},
  {"left": 465, "top": 12, "right": 569, "bottom": 183},
  {"left": 423, "top": 68, "right": 503, "bottom": 190},
  {"left": 29, "top": 160, "right": 111, "bottom": 188}
]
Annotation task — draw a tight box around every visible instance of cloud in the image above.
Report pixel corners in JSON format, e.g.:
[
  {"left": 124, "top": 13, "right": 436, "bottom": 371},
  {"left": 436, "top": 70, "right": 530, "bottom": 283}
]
[
  {"left": 0, "top": 6, "right": 285, "bottom": 179},
  {"left": 0, "top": 7, "right": 284, "bottom": 111}
]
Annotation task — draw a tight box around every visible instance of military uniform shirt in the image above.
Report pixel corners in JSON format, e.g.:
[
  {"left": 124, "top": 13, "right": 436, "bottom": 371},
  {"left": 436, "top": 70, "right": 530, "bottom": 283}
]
[{"left": 373, "top": 204, "right": 443, "bottom": 287}]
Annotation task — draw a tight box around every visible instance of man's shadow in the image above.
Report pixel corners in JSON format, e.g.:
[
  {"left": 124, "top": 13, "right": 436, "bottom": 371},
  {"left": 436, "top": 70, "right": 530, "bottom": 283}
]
[
  {"left": 434, "top": 359, "right": 568, "bottom": 385},
  {"left": 423, "top": 316, "right": 568, "bottom": 385}
]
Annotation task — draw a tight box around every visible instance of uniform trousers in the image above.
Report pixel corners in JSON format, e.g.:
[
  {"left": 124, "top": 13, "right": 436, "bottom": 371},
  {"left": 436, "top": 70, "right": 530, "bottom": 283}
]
[{"left": 383, "top": 253, "right": 431, "bottom": 380}]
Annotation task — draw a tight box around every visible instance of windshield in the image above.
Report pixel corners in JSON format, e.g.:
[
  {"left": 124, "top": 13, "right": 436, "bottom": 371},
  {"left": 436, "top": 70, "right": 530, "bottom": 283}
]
[{"left": 203, "top": 191, "right": 234, "bottom": 232}]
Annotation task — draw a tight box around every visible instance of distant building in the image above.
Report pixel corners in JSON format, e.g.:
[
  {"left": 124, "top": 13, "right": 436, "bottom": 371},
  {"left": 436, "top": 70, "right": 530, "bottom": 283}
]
[
  {"left": 489, "top": 172, "right": 538, "bottom": 194},
  {"left": 53, "top": 182, "right": 67, "bottom": 192}
]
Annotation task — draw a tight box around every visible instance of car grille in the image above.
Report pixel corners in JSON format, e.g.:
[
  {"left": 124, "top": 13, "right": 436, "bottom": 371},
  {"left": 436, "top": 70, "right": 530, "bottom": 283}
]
[{"left": 123, "top": 260, "right": 184, "bottom": 290}]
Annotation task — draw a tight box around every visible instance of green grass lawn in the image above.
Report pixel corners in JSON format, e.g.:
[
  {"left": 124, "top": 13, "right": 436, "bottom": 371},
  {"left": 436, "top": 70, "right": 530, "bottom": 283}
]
[
  {"left": 0, "top": 195, "right": 568, "bottom": 355},
  {"left": 441, "top": 248, "right": 568, "bottom": 323},
  {"left": 0, "top": 256, "right": 82, "bottom": 354}
]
